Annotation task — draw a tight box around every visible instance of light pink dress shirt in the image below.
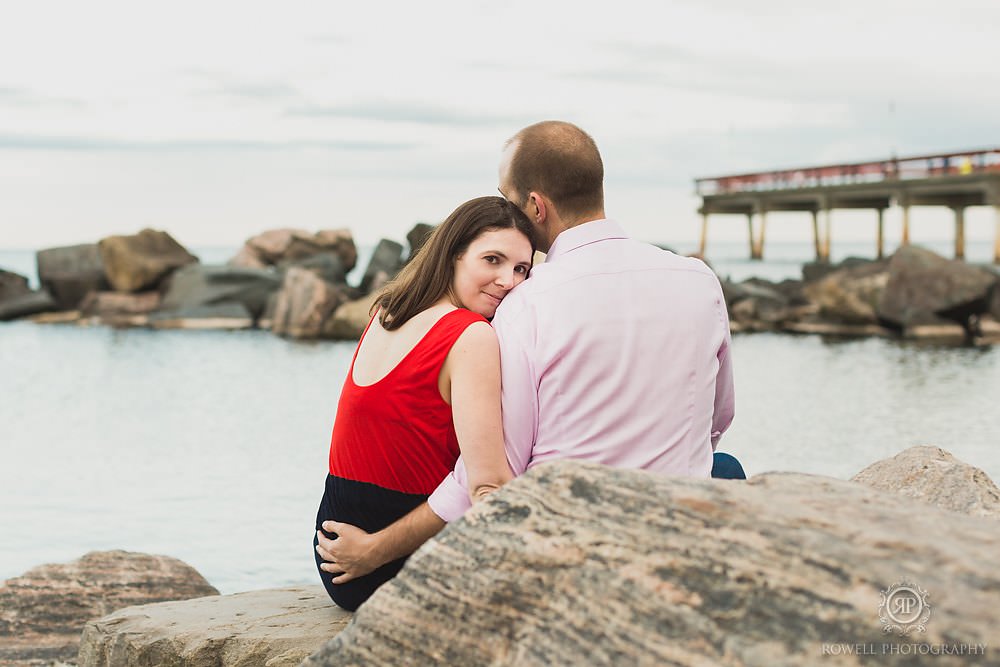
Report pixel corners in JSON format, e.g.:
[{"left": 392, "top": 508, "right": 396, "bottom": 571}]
[{"left": 427, "top": 219, "right": 734, "bottom": 522}]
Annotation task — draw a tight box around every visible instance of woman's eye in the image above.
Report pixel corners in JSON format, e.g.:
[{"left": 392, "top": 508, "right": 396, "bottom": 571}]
[
  {"left": 515, "top": 265, "right": 527, "bottom": 275},
  {"left": 484, "top": 255, "right": 498, "bottom": 264}
]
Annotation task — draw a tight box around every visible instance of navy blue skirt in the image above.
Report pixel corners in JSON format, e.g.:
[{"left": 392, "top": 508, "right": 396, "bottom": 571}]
[{"left": 313, "top": 474, "right": 427, "bottom": 611}]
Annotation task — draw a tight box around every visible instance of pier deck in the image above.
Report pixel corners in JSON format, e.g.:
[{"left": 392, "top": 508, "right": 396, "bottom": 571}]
[{"left": 695, "top": 148, "right": 1000, "bottom": 262}]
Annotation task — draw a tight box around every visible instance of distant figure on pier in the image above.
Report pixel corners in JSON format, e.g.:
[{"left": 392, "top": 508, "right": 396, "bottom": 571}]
[{"left": 315, "top": 121, "right": 744, "bottom": 607}]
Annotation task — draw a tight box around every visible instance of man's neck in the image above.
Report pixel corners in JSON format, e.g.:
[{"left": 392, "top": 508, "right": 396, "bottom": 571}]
[{"left": 561, "top": 209, "right": 606, "bottom": 228}]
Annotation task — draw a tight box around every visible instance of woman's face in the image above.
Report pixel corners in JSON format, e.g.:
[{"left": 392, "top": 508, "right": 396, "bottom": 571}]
[{"left": 452, "top": 228, "right": 533, "bottom": 318}]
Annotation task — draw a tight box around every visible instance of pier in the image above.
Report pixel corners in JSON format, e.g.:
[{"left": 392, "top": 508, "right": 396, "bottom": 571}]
[{"left": 696, "top": 148, "right": 1000, "bottom": 262}]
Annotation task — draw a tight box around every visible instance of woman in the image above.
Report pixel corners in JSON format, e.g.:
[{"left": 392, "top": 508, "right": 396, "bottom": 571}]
[{"left": 313, "top": 196, "right": 536, "bottom": 610}]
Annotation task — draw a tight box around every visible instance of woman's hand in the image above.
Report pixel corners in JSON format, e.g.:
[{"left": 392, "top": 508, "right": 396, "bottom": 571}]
[
  {"left": 471, "top": 482, "right": 503, "bottom": 503},
  {"left": 316, "top": 521, "right": 380, "bottom": 584}
]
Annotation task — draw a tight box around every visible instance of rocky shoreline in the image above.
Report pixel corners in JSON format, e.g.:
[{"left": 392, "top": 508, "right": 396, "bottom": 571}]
[
  {"left": 2, "top": 446, "right": 998, "bottom": 666},
  {"left": 2, "top": 227, "right": 999, "bottom": 345}
]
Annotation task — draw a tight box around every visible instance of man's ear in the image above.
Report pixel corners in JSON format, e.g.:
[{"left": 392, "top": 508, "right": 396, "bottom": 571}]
[{"left": 528, "top": 191, "right": 547, "bottom": 224}]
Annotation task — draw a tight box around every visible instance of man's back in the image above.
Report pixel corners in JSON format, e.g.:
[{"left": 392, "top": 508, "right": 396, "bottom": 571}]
[{"left": 493, "top": 219, "right": 734, "bottom": 479}]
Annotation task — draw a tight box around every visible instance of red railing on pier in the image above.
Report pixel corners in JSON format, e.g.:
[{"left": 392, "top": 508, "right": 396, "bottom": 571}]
[{"left": 695, "top": 148, "right": 1000, "bottom": 196}]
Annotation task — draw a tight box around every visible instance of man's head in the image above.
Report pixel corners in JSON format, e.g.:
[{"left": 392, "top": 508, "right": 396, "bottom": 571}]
[{"left": 498, "top": 121, "right": 606, "bottom": 251}]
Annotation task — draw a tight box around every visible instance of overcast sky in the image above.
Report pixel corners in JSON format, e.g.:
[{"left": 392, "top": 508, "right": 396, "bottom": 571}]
[{"left": 2, "top": 0, "right": 999, "bottom": 251}]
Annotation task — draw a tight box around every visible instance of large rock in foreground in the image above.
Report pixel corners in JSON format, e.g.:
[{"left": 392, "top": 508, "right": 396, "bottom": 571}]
[
  {"left": 78, "top": 586, "right": 350, "bottom": 667},
  {"left": 853, "top": 445, "right": 1000, "bottom": 519},
  {"left": 98, "top": 229, "right": 198, "bottom": 293},
  {"left": 0, "top": 550, "right": 218, "bottom": 665},
  {"left": 307, "top": 460, "right": 1000, "bottom": 667}
]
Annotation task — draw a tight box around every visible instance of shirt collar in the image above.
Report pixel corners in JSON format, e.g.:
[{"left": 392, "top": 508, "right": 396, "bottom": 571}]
[{"left": 545, "top": 219, "right": 628, "bottom": 262}]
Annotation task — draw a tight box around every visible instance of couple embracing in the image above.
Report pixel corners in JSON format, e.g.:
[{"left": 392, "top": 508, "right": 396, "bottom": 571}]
[{"left": 313, "top": 120, "right": 740, "bottom": 611}]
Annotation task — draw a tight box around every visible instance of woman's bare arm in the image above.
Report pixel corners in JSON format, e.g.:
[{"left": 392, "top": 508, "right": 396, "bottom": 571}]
[{"left": 443, "top": 321, "right": 513, "bottom": 502}]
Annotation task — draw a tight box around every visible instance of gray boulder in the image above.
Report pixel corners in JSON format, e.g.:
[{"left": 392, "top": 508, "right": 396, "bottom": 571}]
[
  {"left": 803, "top": 260, "right": 890, "bottom": 325},
  {"left": 0, "top": 550, "right": 218, "bottom": 665},
  {"left": 802, "top": 256, "right": 876, "bottom": 283},
  {"left": 406, "top": 223, "right": 435, "bottom": 261},
  {"left": 272, "top": 267, "right": 345, "bottom": 339},
  {"left": 36, "top": 243, "right": 109, "bottom": 309},
  {"left": 279, "top": 251, "right": 348, "bottom": 286},
  {"left": 876, "top": 245, "right": 998, "bottom": 333},
  {"left": 321, "top": 292, "right": 380, "bottom": 340},
  {"left": 98, "top": 228, "right": 198, "bottom": 293},
  {"left": 359, "top": 239, "right": 404, "bottom": 294},
  {"left": 0, "top": 289, "right": 57, "bottom": 321},
  {"left": 853, "top": 445, "right": 1000, "bottom": 519},
  {"left": 78, "top": 586, "right": 350, "bottom": 667},
  {"left": 725, "top": 280, "right": 791, "bottom": 326},
  {"left": 0, "top": 268, "right": 30, "bottom": 301},
  {"left": 743, "top": 277, "right": 808, "bottom": 306},
  {"left": 305, "top": 460, "right": 999, "bottom": 667},
  {"left": 0, "top": 269, "right": 55, "bottom": 321},
  {"left": 159, "top": 264, "right": 282, "bottom": 321}
]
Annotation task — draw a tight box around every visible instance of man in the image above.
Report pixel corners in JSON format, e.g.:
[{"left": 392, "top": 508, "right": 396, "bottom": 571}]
[{"left": 317, "top": 120, "right": 736, "bottom": 586}]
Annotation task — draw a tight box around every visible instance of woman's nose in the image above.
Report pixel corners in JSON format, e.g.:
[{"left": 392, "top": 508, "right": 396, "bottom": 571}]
[{"left": 495, "top": 269, "right": 515, "bottom": 289}]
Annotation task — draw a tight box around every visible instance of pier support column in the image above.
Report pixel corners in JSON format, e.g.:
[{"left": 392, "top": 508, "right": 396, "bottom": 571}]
[
  {"left": 876, "top": 209, "right": 885, "bottom": 260},
  {"left": 953, "top": 206, "right": 966, "bottom": 260},
  {"left": 811, "top": 210, "right": 822, "bottom": 260},
  {"left": 821, "top": 209, "right": 833, "bottom": 262},
  {"left": 698, "top": 213, "right": 708, "bottom": 258},
  {"left": 753, "top": 209, "right": 768, "bottom": 260},
  {"left": 746, "top": 213, "right": 756, "bottom": 259},
  {"left": 995, "top": 205, "right": 1000, "bottom": 264},
  {"left": 901, "top": 204, "right": 911, "bottom": 246}
]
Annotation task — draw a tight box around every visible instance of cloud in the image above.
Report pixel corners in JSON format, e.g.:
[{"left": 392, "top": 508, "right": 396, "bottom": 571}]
[
  {"left": 287, "top": 102, "right": 533, "bottom": 128},
  {"left": 0, "top": 86, "right": 84, "bottom": 109},
  {"left": 0, "top": 134, "right": 415, "bottom": 152}
]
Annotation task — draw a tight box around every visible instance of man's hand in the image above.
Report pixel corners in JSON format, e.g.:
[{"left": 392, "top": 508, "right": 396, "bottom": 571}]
[
  {"left": 316, "top": 521, "right": 380, "bottom": 584},
  {"left": 316, "top": 503, "right": 446, "bottom": 585}
]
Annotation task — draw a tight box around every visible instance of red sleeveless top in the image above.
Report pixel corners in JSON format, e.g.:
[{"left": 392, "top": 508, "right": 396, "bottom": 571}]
[{"left": 328, "top": 308, "right": 489, "bottom": 495}]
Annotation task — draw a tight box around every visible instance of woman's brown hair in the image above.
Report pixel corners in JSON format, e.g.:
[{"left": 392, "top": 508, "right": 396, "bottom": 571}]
[{"left": 372, "top": 196, "right": 536, "bottom": 330}]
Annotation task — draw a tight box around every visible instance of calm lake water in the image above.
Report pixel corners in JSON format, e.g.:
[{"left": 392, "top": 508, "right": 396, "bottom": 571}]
[{"left": 2, "top": 241, "right": 999, "bottom": 593}]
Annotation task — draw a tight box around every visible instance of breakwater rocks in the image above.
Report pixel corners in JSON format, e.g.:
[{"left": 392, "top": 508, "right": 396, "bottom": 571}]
[
  {"left": 725, "top": 245, "right": 1000, "bottom": 343},
  {"left": 0, "top": 227, "right": 403, "bottom": 340},
  {"left": 3, "top": 230, "right": 999, "bottom": 344},
  {"left": 75, "top": 446, "right": 1000, "bottom": 667},
  {"left": 0, "top": 550, "right": 218, "bottom": 665}
]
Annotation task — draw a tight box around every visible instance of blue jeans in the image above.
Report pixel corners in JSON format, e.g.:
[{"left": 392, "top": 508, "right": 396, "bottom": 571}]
[{"left": 711, "top": 452, "right": 746, "bottom": 479}]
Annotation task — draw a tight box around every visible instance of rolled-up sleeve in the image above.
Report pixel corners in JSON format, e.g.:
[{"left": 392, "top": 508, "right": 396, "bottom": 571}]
[{"left": 427, "top": 460, "right": 471, "bottom": 523}]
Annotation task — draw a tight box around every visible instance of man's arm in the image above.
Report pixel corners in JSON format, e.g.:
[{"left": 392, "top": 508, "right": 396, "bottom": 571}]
[
  {"left": 316, "top": 502, "right": 444, "bottom": 584},
  {"left": 316, "top": 301, "right": 540, "bottom": 580},
  {"left": 710, "top": 293, "right": 735, "bottom": 449}
]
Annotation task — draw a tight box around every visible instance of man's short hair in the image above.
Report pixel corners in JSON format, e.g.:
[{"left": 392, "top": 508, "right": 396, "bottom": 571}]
[{"left": 506, "top": 121, "right": 604, "bottom": 220}]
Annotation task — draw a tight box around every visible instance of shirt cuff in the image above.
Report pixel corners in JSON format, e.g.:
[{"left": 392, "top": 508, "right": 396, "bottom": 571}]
[{"left": 427, "top": 473, "right": 472, "bottom": 523}]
